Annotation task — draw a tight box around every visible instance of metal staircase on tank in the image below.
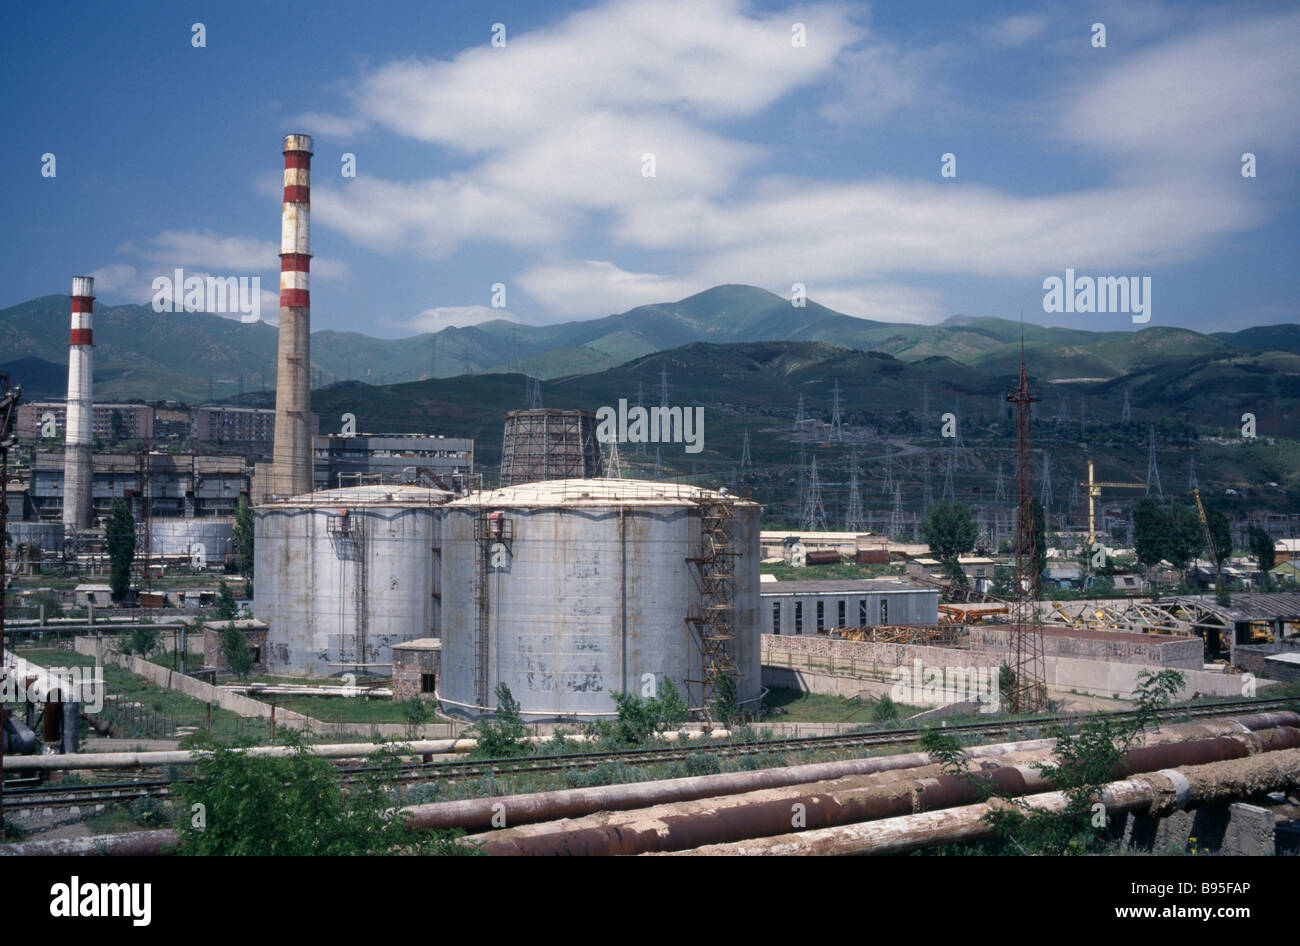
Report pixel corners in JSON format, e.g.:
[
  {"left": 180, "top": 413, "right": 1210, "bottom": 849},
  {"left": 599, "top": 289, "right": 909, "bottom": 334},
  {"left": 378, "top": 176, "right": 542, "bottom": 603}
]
[
  {"left": 686, "top": 498, "right": 740, "bottom": 718},
  {"left": 473, "top": 510, "right": 512, "bottom": 708}
]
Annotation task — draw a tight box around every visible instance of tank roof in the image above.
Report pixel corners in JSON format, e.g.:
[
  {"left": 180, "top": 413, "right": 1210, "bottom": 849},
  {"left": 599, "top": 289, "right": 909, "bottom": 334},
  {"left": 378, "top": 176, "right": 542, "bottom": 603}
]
[
  {"left": 452, "top": 478, "right": 756, "bottom": 508},
  {"left": 263, "top": 484, "right": 454, "bottom": 508}
]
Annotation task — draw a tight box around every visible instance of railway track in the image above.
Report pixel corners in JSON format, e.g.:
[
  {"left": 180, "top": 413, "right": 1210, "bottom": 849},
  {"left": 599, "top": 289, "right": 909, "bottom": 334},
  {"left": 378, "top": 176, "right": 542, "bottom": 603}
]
[{"left": 5, "top": 696, "right": 1295, "bottom": 812}]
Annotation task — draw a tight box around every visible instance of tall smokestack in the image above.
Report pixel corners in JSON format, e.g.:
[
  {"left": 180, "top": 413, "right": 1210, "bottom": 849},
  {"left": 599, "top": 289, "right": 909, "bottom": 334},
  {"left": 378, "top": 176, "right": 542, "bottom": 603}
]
[
  {"left": 63, "top": 275, "right": 94, "bottom": 530},
  {"left": 271, "top": 133, "right": 314, "bottom": 497}
]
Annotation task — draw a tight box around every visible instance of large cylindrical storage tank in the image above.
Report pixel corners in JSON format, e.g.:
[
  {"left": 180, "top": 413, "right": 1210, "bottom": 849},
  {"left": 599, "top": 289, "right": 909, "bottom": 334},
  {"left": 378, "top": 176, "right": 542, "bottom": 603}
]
[
  {"left": 439, "top": 479, "right": 760, "bottom": 721},
  {"left": 147, "top": 517, "right": 234, "bottom": 566},
  {"left": 254, "top": 485, "right": 451, "bottom": 677}
]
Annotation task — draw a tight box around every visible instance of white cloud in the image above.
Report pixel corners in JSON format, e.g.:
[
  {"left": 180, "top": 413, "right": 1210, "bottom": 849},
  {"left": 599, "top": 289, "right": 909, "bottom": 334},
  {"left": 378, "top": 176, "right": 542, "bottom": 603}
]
[
  {"left": 805, "top": 283, "right": 947, "bottom": 324},
  {"left": 299, "top": 1, "right": 1296, "bottom": 325},
  {"left": 1060, "top": 8, "right": 1300, "bottom": 181},
  {"left": 518, "top": 260, "right": 705, "bottom": 319},
  {"left": 118, "top": 229, "right": 349, "bottom": 278},
  {"left": 308, "top": 0, "right": 853, "bottom": 260},
  {"left": 397, "top": 305, "right": 516, "bottom": 332},
  {"left": 331, "top": 0, "right": 859, "bottom": 151},
  {"left": 982, "top": 14, "right": 1047, "bottom": 47},
  {"left": 85, "top": 264, "right": 138, "bottom": 293}
]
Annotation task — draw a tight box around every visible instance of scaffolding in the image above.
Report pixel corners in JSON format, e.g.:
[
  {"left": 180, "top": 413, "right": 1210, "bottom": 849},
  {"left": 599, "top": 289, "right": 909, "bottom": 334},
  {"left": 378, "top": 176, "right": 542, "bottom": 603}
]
[
  {"left": 499, "top": 409, "right": 603, "bottom": 486},
  {"left": 686, "top": 498, "right": 739, "bottom": 717}
]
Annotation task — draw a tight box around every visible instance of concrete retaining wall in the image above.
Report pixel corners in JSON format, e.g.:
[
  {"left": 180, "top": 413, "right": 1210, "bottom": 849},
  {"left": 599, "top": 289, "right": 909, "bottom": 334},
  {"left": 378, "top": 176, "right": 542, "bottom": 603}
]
[
  {"left": 761, "top": 634, "right": 1244, "bottom": 700},
  {"left": 970, "top": 625, "right": 1203, "bottom": 670}
]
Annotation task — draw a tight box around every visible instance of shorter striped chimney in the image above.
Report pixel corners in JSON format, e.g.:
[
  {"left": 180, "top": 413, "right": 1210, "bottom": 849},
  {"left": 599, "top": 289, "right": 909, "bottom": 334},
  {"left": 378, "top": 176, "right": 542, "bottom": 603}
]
[{"left": 63, "top": 275, "right": 95, "bottom": 530}]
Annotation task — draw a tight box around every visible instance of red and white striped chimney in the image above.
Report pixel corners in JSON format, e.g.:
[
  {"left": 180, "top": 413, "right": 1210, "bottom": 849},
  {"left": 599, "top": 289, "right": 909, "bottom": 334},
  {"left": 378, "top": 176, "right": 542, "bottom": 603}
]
[
  {"left": 63, "top": 275, "right": 94, "bottom": 530},
  {"left": 271, "top": 133, "right": 314, "bottom": 497}
]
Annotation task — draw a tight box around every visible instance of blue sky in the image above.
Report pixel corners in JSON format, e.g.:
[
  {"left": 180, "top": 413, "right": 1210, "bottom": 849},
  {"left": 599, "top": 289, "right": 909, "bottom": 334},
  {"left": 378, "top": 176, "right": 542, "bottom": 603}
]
[{"left": 2, "top": 0, "right": 1297, "bottom": 338}]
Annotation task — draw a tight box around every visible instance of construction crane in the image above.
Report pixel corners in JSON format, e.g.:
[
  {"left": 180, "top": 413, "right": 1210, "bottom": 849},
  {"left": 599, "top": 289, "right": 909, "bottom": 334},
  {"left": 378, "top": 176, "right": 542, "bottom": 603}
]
[
  {"left": 1192, "top": 487, "right": 1223, "bottom": 590},
  {"left": 1080, "top": 460, "right": 1144, "bottom": 546}
]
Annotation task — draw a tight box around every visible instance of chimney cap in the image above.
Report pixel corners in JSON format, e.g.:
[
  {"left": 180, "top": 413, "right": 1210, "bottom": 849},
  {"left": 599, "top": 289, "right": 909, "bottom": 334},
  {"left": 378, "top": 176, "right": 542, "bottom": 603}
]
[{"left": 282, "top": 133, "right": 314, "bottom": 155}]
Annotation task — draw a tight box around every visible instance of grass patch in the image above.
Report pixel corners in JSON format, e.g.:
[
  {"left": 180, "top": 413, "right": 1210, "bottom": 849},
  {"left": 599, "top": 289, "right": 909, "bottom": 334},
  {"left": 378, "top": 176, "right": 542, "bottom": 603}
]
[{"left": 763, "top": 686, "right": 924, "bottom": 723}]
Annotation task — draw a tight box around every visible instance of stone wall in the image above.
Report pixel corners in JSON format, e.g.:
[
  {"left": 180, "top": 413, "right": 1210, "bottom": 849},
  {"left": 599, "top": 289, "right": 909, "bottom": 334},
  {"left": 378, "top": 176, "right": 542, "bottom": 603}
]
[
  {"left": 393, "top": 645, "right": 440, "bottom": 701},
  {"left": 1234, "top": 643, "right": 1300, "bottom": 682}
]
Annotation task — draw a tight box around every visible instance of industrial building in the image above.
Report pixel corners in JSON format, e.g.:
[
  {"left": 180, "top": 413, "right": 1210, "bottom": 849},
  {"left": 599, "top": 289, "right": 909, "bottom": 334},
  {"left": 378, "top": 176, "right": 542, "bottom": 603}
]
[
  {"left": 759, "top": 579, "right": 939, "bottom": 635},
  {"left": 16, "top": 401, "right": 155, "bottom": 442},
  {"left": 26, "top": 452, "right": 246, "bottom": 522},
  {"left": 437, "top": 478, "right": 760, "bottom": 721},
  {"left": 313, "top": 433, "right": 474, "bottom": 490},
  {"left": 191, "top": 405, "right": 319, "bottom": 446},
  {"left": 499, "top": 409, "right": 602, "bottom": 486},
  {"left": 255, "top": 484, "right": 453, "bottom": 677}
]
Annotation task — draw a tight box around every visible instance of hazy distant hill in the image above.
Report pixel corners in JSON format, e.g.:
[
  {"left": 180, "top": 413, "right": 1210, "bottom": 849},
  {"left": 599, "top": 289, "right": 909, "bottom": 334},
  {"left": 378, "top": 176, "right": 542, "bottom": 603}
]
[{"left": 2, "top": 286, "right": 1297, "bottom": 406}]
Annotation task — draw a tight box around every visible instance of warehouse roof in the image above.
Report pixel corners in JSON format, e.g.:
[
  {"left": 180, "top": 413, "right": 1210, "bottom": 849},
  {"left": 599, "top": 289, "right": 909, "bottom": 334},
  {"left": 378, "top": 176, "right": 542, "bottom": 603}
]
[
  {"left": 452, "top": 478, "right": 757, "bottom": 508},
  {"left": 759, "top": 579, "right": 936, "bottom": 596},
  {"left": 1167, "top": 593, "right": 1300, "bottom": 622}
]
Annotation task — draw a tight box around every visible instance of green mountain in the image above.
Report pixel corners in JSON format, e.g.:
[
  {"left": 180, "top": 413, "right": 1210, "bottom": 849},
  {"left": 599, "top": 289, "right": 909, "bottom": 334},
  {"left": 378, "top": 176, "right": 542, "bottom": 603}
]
[{"left": 2, "top": 286, "right": 1297, "bottom": 406}]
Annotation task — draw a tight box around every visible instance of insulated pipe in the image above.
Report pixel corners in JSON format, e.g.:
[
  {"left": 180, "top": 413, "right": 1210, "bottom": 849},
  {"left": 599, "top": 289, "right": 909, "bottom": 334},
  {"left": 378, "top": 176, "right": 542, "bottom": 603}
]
[
  {"left": 402, "top": 712, "right": 1296, "bottom": 834},
  {"left": 467, "top": 727, "right": 1300, "bottom": 856},
  {"left": 2, "top": 728, "right": 730, "bottom": 771},
  {"left": 664, "top": 746, "right": 1300, "bottom": 855}
]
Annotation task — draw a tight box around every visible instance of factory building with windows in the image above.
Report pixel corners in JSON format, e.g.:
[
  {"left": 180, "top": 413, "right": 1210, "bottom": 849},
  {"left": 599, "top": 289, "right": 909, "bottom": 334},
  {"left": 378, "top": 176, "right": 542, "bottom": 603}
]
[{"left": 759, "top": 579, "right": 939, "bottom": 635}]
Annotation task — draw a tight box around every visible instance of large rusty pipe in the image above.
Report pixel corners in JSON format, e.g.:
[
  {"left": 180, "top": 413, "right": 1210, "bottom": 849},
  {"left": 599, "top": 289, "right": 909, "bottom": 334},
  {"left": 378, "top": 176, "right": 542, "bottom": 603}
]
[
  {"left": 404, "top": 737, "right": 1056, "bottom": 833},
  {"left": 400, "top": 712, "right": 1293, "bottom": 834},
  {"left": 5, "top": 725, "right": 1297, "bottom": 858},
  {"left": 666, "top": 746, "right": 1300, "bottom": 855},
  {"left": 469, "top": 727, "right": 1300, "bottom": 856}
]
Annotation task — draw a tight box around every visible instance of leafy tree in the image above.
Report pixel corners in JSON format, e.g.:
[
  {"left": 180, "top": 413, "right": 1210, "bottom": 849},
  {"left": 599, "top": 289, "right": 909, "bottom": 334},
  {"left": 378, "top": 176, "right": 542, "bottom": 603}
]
[
  {"left": 401, "top": 696, "right": 432, "bottom": 736},
  {"left": 214, "top": 579, "right": 238, "bottom": 621},
  {"left": 610, "top": 676, "right": 690, "bottom": 744},
  {"left": 1247, "top": 525, "right": 1275, "bottom": 574},
  {"left": 233, "top": 495, "right": 255, "bottom": 582},
  {"left": 174, "top": 738, "right": 476, "bottom": 855},
  {"left": 872, "top": 693, "right": 899, "bottom": 723},
  {"left": 921, "top": 500, "right": 977, "bottom": 561},
  {"left": 940, "top": 556, "right": 969, "bottom": 588},
  {"left": 471, "top": 683, "right": 529, "bottom": 757},
  {"left": 1163, "top": 503, "right": 1203, "bottom": 572},
  {"left": 980, "top": 669, "right": 1184, "bottom": 856},
  {"left": 710, "top": 674, "right": 741, "bottom": 727},
  {"left": 990, "top": 565, "right": 1014, "bottom": 597},
  {"left": 1131, "top": 498, "right": 1164, "bottom": 568},
  {"left": 222, "top": 622, "right": 255, "bottom": 678},
  {"left": 120, "top": 625, "right": 161, "bottom": 658},
  {"left": 105, "top": 499, "right": 135, "bottom": 601},
  {"left": 1204, "top": 506, "right": 1232, "bottom": 570}
]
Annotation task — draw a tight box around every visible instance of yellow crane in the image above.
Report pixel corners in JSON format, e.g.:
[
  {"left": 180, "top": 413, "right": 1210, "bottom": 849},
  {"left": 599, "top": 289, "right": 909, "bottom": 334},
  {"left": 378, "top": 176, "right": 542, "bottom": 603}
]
[
  {"left": 1192, "top": 487, "right": 1223, "bottom": 588},
  {"left": 1080, "top": 460, "right": 1145, "bottom": 545}
]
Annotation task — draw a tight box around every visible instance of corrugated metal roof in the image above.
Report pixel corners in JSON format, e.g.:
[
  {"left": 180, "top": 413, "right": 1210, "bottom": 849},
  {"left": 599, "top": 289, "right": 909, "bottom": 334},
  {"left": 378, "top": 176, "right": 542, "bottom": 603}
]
[
  {"left": 450, "top": 478, "right": 757, "bottom": 508},
  {"left": 759, "top": 579, "right": 935, "bottom": 595},
  {"left": 1169, "top": 593, "right": 1300, "bottom": 621}
]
